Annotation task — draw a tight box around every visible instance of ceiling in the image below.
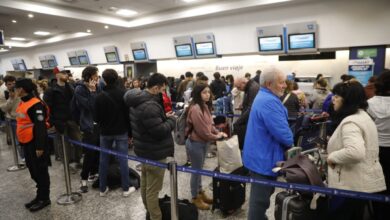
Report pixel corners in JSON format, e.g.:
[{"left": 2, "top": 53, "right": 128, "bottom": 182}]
[{"left": 0, "top": 0, "right": 307, "bottom": 54}]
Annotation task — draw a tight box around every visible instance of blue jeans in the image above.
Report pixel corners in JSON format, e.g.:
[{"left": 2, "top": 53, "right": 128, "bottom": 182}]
[
  {"left": 99, "top": 132, "right": 129, "bottom": 192},
  {"left": 248, "top": 171, "right": 276, "bottom": 220},
  {"left": 185, "top": 139, "right": 207, "bottom": 198}
]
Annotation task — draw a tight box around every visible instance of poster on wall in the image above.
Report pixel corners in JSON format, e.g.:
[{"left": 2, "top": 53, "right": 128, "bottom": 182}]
[{"left": 348, "top": 59, "right": 374, "bottom": 86}]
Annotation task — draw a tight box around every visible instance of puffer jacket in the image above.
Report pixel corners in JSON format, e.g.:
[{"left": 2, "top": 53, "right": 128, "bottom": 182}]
[
  {"left": 367, "top": 96, "right": 390, "bottom": 147},
  {"left": 124, "top": 89, "right": 175, "bottom": 160},
  {"left": 73, "top": 81, "right": 99, "bottom": 133},
  {"left": 327, "top": 110, "right": 386, "bottom": 193}
]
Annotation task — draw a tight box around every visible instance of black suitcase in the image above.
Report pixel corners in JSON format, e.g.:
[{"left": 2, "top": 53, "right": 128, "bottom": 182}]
[
  {"left": 274, "top": 191, "right": 327, "bottom": 220},
  {"left": 212, "top": 166, "right": 247, "bottom": 216},
  {"left": 156, "top": 195, "right": 198, "bottom": 220}
]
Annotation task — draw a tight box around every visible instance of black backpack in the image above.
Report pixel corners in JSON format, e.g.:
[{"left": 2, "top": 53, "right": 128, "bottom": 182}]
[{"left": 155, "top": 195, "right": 198, "bottom": 220}]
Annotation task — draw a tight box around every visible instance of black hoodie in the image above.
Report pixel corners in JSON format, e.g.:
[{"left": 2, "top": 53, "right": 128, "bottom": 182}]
[{"left": 124, "top": 89, "right": 176, "bottom": 160}]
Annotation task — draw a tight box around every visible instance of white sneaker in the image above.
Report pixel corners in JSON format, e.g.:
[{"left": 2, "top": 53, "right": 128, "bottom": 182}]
[
  {"left": 100, "top": 187, "right": 109, "bottom": 197},
  {"left": 123, "top": 187, "right": 136, "bottom": 197}
]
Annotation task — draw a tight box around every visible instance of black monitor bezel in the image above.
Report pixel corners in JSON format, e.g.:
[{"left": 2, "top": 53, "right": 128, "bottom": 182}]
[
  {"left": 78, "top": 55, "right": 89, "bottom": 65},
  {"left": 105, "top": 52, "right": 118, "bottom": 63},
  {"left": 132, "top": 49, "right": 147, "bottom": 60},
  {"left": 175, "top": 43, "right": 193, "bottom": 57},
  {"left": 258, "top": 35, "right": 284, "bottom": 52},
  {"left": 288, "top": 32, "right": 316, "bottom": 50},
  {"left": 69, "top": 56, "right": 80, "bottom": 65},
  {"left": 195, "top": 42, "right": 215, "bottom": 56}
]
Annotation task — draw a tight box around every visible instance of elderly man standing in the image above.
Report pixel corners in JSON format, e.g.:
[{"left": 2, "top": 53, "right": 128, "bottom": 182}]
[
  {"left": 233, "top": 77, "right": 260, "bottom": 150},
  {"left": 243, "top": 67, "right": 293, "bottom": 220}
]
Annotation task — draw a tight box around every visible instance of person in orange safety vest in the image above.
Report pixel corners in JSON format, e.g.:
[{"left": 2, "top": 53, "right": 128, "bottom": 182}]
[{"left": 14, "top": 78, "right": 51, "bottom": 212}]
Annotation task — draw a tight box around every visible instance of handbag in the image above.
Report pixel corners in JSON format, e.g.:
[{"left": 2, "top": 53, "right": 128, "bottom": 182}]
[{"left": 216, "top": 135, "right": 242, "bottom": 173}]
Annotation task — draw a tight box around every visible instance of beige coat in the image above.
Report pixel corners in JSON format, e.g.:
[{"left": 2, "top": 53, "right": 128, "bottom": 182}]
[{"left": 327, "top": 110, "right": 386, "bottom": 193}]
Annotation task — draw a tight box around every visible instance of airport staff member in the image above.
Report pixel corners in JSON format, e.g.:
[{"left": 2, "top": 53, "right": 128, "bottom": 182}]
[
  {"left": 15, "top": 78, "right": 51, "bottom": 212},
  {"left": 243, "top": 67, "right": 293, "bottom": 220}
]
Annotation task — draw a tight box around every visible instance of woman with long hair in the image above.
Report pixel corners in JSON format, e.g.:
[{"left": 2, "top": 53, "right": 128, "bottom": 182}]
[
  {"left": 185, "top": 84, "right": 227, "bottom": 210},
  {"left": 327, "top": 80, "right": 386, "bottom": 220}
]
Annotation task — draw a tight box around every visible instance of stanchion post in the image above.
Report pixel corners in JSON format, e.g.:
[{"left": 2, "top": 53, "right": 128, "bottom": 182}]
[
  {"left": 168, "top": 161, "right": 179, "bottom": 220},
  {"left": 57, "top": 134, "right": 82, "bottom": 205},
  {"left": 7, "top": 120, "right": 26, "bottom": 172}
]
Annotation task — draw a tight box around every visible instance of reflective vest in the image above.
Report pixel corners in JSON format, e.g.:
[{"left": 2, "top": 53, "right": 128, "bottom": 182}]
[{"left": 16, "top": 97, "right": 49, "bottom": 144}]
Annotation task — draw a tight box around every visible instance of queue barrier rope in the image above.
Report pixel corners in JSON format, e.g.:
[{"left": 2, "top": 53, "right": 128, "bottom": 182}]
[{"left": 62, "top": 136, "right": 390, "bottom": 204}]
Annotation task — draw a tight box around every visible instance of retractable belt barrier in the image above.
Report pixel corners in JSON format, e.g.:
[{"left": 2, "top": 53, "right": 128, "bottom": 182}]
[
  {"left": 63, "top": 136, "right": 389, "bottom": 204},
  {"left": 4, "top": 121, "right": 390, "bottom": 204}
]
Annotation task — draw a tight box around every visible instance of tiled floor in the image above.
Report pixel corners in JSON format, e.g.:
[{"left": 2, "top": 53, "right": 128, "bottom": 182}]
[{"left": 0, "top": 132, "right": 281, "bottom": 220}]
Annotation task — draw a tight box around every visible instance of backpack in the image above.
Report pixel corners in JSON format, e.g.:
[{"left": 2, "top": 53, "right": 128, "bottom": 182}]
[
  {"left": 174, "top": 107, "right": 188, "bottom": 145},
  {"left": 70, "top": 95, "right": 80, "bottom": 125},
  {"left": 156, "top": 195, "right": 198, "bottom": 220}
]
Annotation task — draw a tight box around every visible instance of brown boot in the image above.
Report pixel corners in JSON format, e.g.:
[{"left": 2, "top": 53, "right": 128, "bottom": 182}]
[
  {"left": 199, "top": 190, "right": 213, "bottom": 204},
  {"left": 192, "top": 195, "right": 210, "bottom": 210}
]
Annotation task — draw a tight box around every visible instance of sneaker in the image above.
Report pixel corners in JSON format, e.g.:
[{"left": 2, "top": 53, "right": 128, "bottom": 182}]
[
  {"left": 123, "top": 187, "right": 136, "bottom": 197},
  {"left": 88, "top": 174, "right": 99, "bottom": 182},
  {"left": 100, "top": 187, "right": 109, "bottom": 197},
  {"left": 79, "top": 180, "right": 88, "bottom": 193}
]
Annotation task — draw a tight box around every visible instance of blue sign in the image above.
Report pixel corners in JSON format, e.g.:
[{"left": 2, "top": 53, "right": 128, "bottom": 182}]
[
  {"left": 348, "top": 59, "right": 374, "bottom": 86},
  {"left": 196, "top": 42, "right": 214, "bottom": 55},
  {"left": 259, "top": 36, "right": 283, "bottom": 51},
  {"left": 133, "top": 49, "right": 147, "bottom": 60},
  {"left": 175, "top": 44, "right": 192, "bottom": 57},
  {"left": 289, "top": 33, "right": 315, "bottom": 49}
]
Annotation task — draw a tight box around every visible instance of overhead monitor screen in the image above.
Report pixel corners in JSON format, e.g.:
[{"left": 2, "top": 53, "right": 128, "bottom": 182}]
[
  {"left": 105, "top": 52, "right": 118, "bottom": 62},
  {"left": 12, "top": 63, "right": 19, "bottom": 71},
  {"left": 69, "top": 57, "right": 79, "bottom": 65},
  {"left": 0, "top": 30, "right": 4, "bottom": 45},
  {"left": 132, "top": 49, "right": 147, "bottom": 60},
  {"left": 175, "top": 44, "right": 193, "bottom": 57},
  {"left": 48, "top": 59, "right": 57, "bottom": 67},
  {"left": 258, "top": 36, "right": 283, "bottom": 51},
  {"left": 41, "top": 60, "right": 49, "bottom": 69},
  {"left": 78, "top": 55, "right": 89, "bottom": 65},
  {"left": 195, "top": 42, "right": 214, "bottom": 55},
  {"left": 289, "top": 33, "right": 315, "bottom": 50},
  {"left": 18, "top": 63, "right": 27, "bottom": 71}
]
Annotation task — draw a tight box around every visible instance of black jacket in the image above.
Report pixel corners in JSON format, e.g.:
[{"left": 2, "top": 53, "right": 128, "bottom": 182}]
[
  {"left": 43, "top": 82, "right": 73, "bottom": 132},
  {"left": 233, "top": 80, "right": 260, "bottom": 149},
  {"left": 124, "top": 89, "right": 175, "bottom": 160},
  {"left": 73, "top": 81, "right": 99, "bottom": 133},
  {"left": 210, "top": 79, "right": 226, "bottom": 99},
  {"left": 94, "top": 85, "right": 130, "bottom": 136}
]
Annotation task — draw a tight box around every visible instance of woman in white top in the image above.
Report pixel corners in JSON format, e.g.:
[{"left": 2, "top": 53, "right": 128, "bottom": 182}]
[
  {"left": 327, "top": 80, "right": 386, "bottom": 220},
  {"left": 367, "top": 70, "right": 390, "bottom": 220}
]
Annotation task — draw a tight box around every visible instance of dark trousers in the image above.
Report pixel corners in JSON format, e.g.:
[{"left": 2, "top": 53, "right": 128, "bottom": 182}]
[
  {"left": 80, "top": 128, "right": 100, "bottom": 180},
  {"left": 372, "top": 147, "right": 390, "bottom": 220},
  {"left": 248, "top": 172, "right": 276, "bottom": 220},
  {"left": 329, "top": 197, "right": 365, "bottom": 220},
  {"left": 23, "top": 143, "right": 50, "bottom": 201}
]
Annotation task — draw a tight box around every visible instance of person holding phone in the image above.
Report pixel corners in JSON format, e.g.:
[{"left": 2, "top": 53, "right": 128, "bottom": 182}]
[{"left": 185, "top": 83, "right": 227, "bottom": 210}]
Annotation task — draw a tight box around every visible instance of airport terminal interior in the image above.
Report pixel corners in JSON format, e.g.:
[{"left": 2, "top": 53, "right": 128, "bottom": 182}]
[{"left": 1, "top": 0, "right": 390, "bottom": 219}]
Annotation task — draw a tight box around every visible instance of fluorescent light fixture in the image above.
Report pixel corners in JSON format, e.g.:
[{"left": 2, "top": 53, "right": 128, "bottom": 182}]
[
  {"left": 12, "top": 20, "right": 17, "bottom": 23},
  {"left": 11, "top": 37, "right": 26, "bottom": 41},
  {"left": 86, "top": 29, "right": 91, "bottom": 33},
  {"left": 28, "top": 13, "right": 34, "bottom": 18},
  {"left": 0, "top": 49, "right": 9, "bottom": 53},
  {"left": 116, "top": 9, "right": 138, "bottom": 17},
  {"left": 182, "top": 0, "right": 198, "bottom": 2},
  {"left": 104, "top": 25, "right": 109, "bottom": 29},
  {"left": 34, "top": 31, "right": 50, "bottom": 36}
]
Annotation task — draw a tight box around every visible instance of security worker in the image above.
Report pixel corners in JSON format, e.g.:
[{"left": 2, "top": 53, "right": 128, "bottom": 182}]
[{"left": 14, "top": 78, "right": 51, "bottom": 212}]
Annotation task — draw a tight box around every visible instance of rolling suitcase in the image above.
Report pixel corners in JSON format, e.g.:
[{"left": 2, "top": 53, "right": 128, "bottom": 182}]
[
  {"left": 274, "top": 191, "right": 327, "bottom": 220},
  {"left": 212, "top": 166, "right": 247, "bottom": 216}
]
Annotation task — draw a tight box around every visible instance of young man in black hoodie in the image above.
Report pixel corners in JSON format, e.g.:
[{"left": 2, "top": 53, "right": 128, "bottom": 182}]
[
  {"left": 124, "top": 73, "right": 176, "bottom": 220},
  {"left": 210, "top": 72, "right": 226, "bottom": 99},
  {"left": 94, "top": 69, "right": 134, "bottom": 197}
]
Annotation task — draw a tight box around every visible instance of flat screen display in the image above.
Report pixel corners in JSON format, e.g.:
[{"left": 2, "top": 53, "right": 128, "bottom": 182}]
[
  {"left": 48, "top": 59, "right": 57, "bottom": 67},
  {"left": 18, "top": 63, "right": 27, "bottom": 71},
  {"left": 105, "top": 52, "right": 118, "bottom": 62},
  {"left": 78, "top": 55, "right": 89, "bottom": 65},
  {"left": 289, "top": 33, "right": 315, "bottom": 50},
  {"left": 0, "top": 30, "right": 4, "bottom": 45},
  {"left": 41, "top": 60, "right": 49, "bottom": 69},
  {"left": 69, "top": 57, "right": 79, "bottom": 65},
  {"left": 175, "top": 44, "right": 193, "bottom": 57},
  {"left": 195, "top": 42, "right": 214, "bottom": 55},
  {"left": 132, "top": 49, "right": 147, "bottom": 60},
  {"left": 259, "top": 36, "right": 283, "bottom": 51},
  {"left": 12, "top": 63, "right": 19, "bottom": 71}
]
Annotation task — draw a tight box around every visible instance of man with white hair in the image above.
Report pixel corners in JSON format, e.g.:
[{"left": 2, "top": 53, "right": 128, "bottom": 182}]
[{"left": 243, "top": 67, "right": 293, "bottom": 220}]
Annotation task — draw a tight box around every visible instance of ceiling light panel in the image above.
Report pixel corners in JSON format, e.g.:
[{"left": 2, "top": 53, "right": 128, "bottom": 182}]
[
  {"left": 28, "top": 13, "right": 34, "bottom": 18},
  {"left": 116, "top": 9, "right": 138, "bottom": 17},
  {"left": 10, "top": 37, "right": 26, "bottom": 41},
  {"left": 34, "top": 31, "right": 51, "bottom": 36}
]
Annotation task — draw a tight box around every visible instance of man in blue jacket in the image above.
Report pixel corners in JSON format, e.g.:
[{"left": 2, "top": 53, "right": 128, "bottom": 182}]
[{"left": 243, "top": 67, "right": 293, "bottom": 220}]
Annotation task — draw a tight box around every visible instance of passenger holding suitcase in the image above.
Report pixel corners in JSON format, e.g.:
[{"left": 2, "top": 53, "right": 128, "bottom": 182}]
[
  {"left": 243, "top": 67, "right": 293, "bottom": 220},
  {"left": 185, "top": 83, "right": 227, "bottom": 210},
  {"left": 327, "top": 80, "right": 386, "bottom": 220}
]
